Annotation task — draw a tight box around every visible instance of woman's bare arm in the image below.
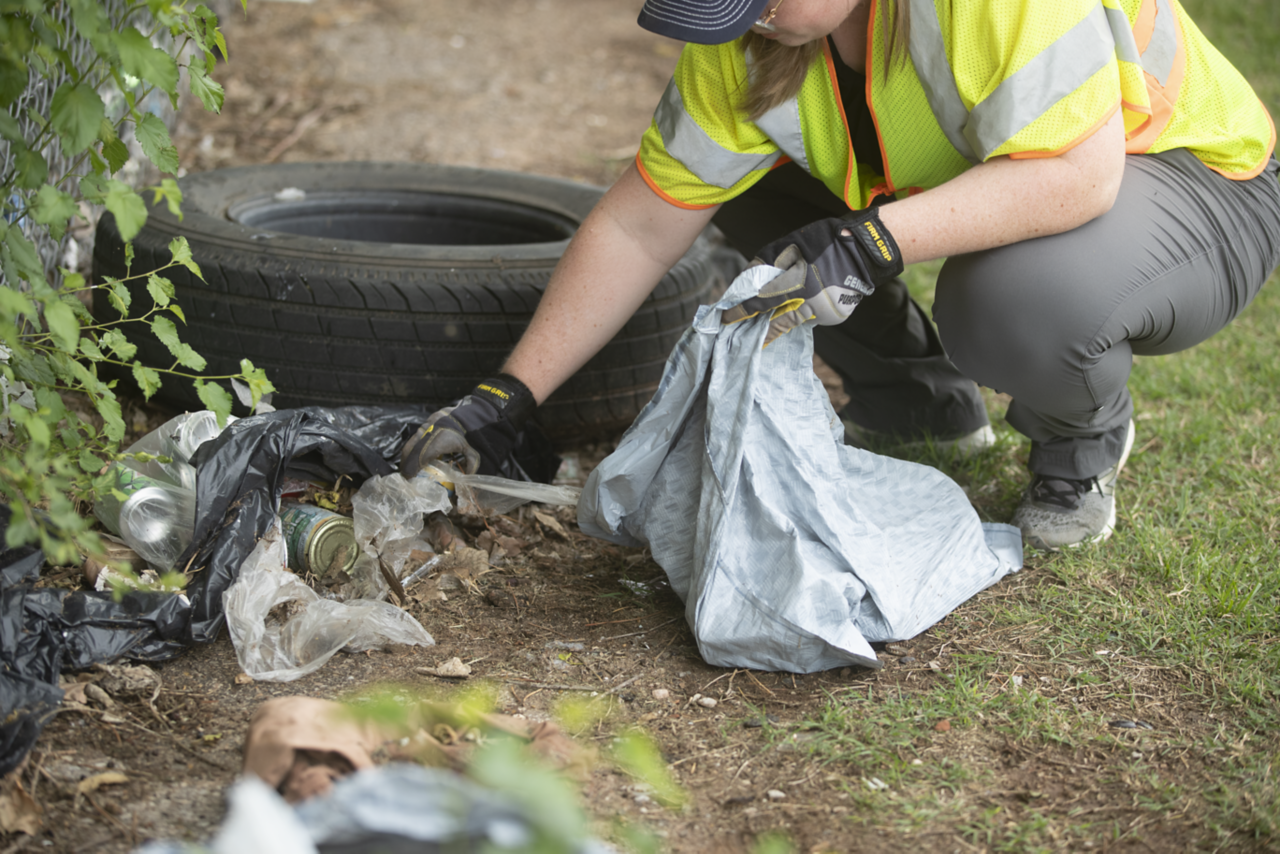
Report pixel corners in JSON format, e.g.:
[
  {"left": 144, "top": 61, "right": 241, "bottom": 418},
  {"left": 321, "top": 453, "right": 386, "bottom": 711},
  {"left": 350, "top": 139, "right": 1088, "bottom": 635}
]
[
  {"left": 502, "top": 162, "right": 718, "bottom": 402},
  {"left": 878, "top": 110, "right": 1127, "bottom": 264}
]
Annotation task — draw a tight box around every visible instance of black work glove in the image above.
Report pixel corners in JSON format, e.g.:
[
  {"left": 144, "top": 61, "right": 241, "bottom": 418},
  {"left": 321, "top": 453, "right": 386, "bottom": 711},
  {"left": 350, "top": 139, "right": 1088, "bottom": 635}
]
[
  {"left": 399, "top": 373, "right": 537, "bottom": 479},
  {"left": 721, "top": 206, "right": 904, "bottom": 344}
]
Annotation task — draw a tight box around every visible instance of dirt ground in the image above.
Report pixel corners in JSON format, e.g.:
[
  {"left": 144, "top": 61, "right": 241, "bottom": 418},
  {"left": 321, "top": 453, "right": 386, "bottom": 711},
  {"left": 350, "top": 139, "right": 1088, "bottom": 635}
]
[{"left": 0, "top": 1, "right": 1257, "bottom": 852}]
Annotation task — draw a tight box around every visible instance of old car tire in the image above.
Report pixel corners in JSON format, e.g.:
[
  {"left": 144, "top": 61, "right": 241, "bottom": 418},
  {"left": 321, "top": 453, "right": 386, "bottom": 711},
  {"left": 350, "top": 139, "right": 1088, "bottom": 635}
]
[{"left": 92, "top": 162, "right": 729, "bottom": 441}]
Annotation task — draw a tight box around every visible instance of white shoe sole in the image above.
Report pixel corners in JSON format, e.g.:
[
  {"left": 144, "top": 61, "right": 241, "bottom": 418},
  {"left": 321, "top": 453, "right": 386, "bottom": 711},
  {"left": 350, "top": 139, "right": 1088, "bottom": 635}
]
[{"left": 843, "top": 421, "right": 996, "bottom": 459}]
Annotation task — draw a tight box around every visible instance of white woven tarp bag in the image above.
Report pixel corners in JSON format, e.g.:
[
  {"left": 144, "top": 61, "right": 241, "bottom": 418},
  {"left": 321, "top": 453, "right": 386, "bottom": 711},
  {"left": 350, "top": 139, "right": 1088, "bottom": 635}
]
[{"left": 579, "top": 265, "right": 1023, "bottom": 672}]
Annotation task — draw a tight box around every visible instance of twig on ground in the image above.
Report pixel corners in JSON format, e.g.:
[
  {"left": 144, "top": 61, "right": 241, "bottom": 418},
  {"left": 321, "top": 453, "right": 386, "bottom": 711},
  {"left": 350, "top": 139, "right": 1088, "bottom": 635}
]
[{"left": 597, "top": 616, "right": 680, "bottom": 641}]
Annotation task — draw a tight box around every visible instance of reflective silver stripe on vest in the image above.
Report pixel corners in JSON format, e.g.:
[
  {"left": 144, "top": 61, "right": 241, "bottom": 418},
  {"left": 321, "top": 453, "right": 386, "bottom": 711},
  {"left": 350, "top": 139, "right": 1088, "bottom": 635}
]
[
  {"left": 964, "top": 3, "right": 1115, "bottom": 159},
  {"left": 1104, "top": 0, "right": 1177, "bottom": 86},
  {"left": 906, "top": 0, "right": 980, "bottom": 164},
  {"left": 654, "top": 79, "right": 781, "bottom": 190},
  {"left": 1104, "top": 4, "right": 1142, "bottom": 64},
  {"left": 908, "top": 0, "right": 1118, "bottom": 162},
  {"left": 1141, "top": 0, "right": 1177, "bottom": 87},
  {"left": 754, "top": 96, "right": 811, "bottom": 175}
]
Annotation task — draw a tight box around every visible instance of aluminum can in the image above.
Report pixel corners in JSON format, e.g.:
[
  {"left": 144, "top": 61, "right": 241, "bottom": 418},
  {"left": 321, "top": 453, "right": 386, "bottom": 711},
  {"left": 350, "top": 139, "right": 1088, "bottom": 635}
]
[
  {"left": 94, "top": 463, "right": 196, "bottom": 571},
  {"left": 280, "top": 502, "right": 358, "bottom": 576}
]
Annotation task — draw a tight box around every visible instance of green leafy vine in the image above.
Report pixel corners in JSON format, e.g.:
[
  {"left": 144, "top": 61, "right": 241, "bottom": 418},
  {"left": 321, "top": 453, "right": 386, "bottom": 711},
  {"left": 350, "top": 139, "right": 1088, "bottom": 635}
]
[{"left": 1, "top": 0, "right": 273, "bottom": 566}]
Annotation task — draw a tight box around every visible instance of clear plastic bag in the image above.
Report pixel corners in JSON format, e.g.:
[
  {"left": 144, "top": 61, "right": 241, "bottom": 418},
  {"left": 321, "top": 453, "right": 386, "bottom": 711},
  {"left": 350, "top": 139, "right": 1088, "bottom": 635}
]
[
  {"left": 351, "top": 474, "right": 453, "bottom": 582},
  {"left": 423, "top": 465, "right": 581, "bottom": 515},
  {"left": 93, "top": 412, "right": 235, "bottom": 571},
  {"left": 223, "top": 518, "right": 435, "bottom": 682},
  {"left": 119, "top": 410, "right": 237, "bottom": 492}
]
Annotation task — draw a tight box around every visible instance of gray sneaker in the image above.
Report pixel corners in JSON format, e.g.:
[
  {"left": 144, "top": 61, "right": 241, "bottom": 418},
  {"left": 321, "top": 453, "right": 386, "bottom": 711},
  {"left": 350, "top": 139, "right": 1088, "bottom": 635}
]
[
  {"left": 842, "top": 419, "right": 997, "bottom": 459},
  {"left": 1012, "top": 420, "right": 1136, "bottom": 551}
]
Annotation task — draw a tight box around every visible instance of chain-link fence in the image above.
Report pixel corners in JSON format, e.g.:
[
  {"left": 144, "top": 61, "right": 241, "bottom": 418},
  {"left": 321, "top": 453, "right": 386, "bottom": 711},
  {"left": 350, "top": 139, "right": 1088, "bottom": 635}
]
[{"left": 0, "top": 0, "right": 180, "bottom": 291}]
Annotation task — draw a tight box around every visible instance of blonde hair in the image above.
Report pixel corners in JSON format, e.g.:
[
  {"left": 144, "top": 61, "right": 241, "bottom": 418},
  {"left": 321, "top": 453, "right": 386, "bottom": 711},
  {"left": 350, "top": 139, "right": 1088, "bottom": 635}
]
[{"left": 739, "top": 0, "right": 911, "bottom": 121}]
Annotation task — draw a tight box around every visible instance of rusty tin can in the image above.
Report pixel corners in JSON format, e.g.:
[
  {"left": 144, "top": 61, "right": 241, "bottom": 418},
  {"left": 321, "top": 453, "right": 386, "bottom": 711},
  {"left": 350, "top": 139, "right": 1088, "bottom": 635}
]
[{"left": 280, "top": 501, "right": 357, "bottom": 576}]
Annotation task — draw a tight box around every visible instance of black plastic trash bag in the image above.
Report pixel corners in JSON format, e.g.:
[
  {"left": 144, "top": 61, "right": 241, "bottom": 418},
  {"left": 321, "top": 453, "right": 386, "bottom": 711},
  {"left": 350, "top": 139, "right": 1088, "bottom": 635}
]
[{"left": 0, "top": 505, "right": 190, "bottom": 777}]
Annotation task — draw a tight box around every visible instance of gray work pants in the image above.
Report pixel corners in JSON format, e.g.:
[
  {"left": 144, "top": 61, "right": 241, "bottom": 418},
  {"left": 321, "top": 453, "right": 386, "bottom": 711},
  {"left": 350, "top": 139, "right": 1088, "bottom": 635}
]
[{"left": 713, "top": 150, "right": 1280, "bottom": 479}]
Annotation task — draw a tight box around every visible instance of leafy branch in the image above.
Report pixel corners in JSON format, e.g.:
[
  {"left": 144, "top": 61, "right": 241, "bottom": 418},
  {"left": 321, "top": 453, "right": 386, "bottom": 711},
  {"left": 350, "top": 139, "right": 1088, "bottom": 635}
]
[{"left": 1, "top": 0, "right": 269, "bottom": 566}]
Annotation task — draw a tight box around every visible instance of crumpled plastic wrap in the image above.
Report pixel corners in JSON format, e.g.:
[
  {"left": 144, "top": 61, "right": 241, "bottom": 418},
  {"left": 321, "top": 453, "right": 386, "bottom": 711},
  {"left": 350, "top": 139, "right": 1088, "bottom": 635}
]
[
  {"left": 222, "top": 519, "right": 435, "bottom": 682},
  {"left": 351, "top": 473, "right": 453, "bottom": 581},
  {"left": 432, "top": 466, "right": 582, "bottom": 515}
]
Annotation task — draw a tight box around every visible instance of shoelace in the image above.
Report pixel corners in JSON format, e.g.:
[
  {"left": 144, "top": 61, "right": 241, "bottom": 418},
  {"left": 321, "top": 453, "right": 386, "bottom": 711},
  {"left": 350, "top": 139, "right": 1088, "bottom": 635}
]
[{"left": 1028, "top": 475, "right": 1098, "bottom": 511}]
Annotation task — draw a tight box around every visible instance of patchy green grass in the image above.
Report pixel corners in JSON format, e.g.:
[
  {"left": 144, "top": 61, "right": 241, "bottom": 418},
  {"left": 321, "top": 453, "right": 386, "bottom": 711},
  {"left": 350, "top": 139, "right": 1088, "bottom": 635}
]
[{"left": 789, "top": 7, "right": 1280, "bottom": 846}]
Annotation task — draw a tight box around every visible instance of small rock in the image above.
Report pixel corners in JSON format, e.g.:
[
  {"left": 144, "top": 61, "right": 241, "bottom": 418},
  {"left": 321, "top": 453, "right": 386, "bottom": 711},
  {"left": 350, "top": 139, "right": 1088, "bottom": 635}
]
[
  {"left": 928, "top": 659, "right": 943, "bottom": 672},
  {"left": 697, "top": 696, "right": 718, "bottom": 709},
  {"left": 424, "top": 657, "right": 471, "bottom": 678},
  {"left": 911, "top": 758, "right": 923, "bottom": 766},
  {"left": 934, "top": 719, "right": 951, "bottom": 733},
  {"left": 652, "top": 688, "right": 670, "bottom": 700},
  {"left": 899, "top": 655, "right": 917, "bottom": 664},
  {"left": 766, "top": 789, "right": 786, "bottom": 801},
  {"left": 545, "top": 641, "right": 585, "bottom": 651},
  {"left": 634, "top": 793, "right": 652, "bottom": 805}
]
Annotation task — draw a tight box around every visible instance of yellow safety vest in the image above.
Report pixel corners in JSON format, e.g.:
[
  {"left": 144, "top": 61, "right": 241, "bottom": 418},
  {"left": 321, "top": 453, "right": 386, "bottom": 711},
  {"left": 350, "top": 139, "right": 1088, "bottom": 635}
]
[{"left": 637, "top": 0, "right": 1275, "bottom": 211}]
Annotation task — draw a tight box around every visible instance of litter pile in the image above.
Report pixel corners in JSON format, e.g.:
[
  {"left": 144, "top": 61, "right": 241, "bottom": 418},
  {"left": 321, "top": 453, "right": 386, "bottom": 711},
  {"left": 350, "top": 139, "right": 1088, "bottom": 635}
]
[{"left": 0, "top": 405, "right": 569, "bottom": 778}]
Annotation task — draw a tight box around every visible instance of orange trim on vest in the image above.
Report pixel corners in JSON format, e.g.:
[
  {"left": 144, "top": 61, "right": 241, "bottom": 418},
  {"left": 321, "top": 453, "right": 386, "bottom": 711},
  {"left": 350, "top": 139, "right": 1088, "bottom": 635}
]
[
  {"left": 819, "top": 39, "right": 859, "bottom": 208},
  {"left": 1204, "top": 101, "right": 1277, "bottom": 181},
  {"left": 1124, "top": 0, "right": 1186, "bottom": 154},
  {"left": 868, "top": 182, "right": 894, "bottom": 202},
  {"left": 1008, "top": 102, "right": 1121, "bottom": 160},
  {"left": 1132, "top": 0, "right": 1157, "bottom": 54},
  {"left": 863, "top": 0, "right": 896, "bottom": 200},
  {"left": 635, "top": 154, "right": 717, "bottom": 210}
]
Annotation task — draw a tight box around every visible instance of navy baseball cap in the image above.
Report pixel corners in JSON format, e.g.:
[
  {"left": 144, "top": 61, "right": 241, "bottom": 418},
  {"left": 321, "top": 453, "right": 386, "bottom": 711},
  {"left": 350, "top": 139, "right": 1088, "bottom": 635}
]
[{"left": 637, "top": 0, "right": 772, "bottom": 44}]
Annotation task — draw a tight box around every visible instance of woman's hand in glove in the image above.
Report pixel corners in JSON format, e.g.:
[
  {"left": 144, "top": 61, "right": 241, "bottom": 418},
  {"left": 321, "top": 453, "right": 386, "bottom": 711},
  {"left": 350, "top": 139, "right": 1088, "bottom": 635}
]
[
  {"left": 722, "top": 206, "right": 904, "bottom": 344},
  {"left": 399, "top": 373, "right": 536, "bottom": 479}
]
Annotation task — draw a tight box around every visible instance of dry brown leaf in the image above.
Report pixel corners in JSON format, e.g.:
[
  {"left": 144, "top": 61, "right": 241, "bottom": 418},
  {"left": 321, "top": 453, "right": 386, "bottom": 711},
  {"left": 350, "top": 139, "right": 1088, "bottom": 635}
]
[
  {"left": 533, "top": 510, "right": 568, "bottom": 539},
  {"left": 60, "top": 682, "right": 89, "bottom": 706},
  {"left": 235, "top": 673, "right": 255, "bottom": 685},
  {"left": 0, "top": 771, "right": 42, "bottom": 835},
  {"left": 76, "top": 772, "right": 129, "bottom": 795},
  {"left": 496, "top": 535, "right": 524, "bottom": 556},
  {"left": 435, "top": 548, "right": 490, "bottom": 594},
  {"left": 84, "top": 683, "right": 114, "bottom": 709}
]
